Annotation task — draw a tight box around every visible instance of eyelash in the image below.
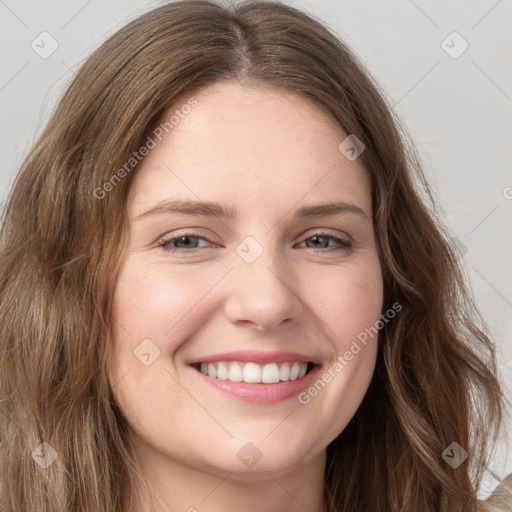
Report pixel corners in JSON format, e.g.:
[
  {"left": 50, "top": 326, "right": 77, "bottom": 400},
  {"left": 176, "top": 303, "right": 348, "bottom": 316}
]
[{"left": 157, "top": 231, "right": 352, "bottom": 254}]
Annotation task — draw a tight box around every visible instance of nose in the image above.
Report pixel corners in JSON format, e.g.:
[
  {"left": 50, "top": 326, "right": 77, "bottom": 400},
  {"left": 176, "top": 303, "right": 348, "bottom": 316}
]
[{"left": 223, "top": 242, "right": 305, "bottom": 331}]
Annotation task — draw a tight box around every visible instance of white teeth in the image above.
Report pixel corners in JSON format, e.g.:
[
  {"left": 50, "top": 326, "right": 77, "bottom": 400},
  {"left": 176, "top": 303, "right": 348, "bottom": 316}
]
[
  {"left": 289, "top": 362, "right": 301, "bottom": 380},
  {"left": 197, "top": 361, "right": 309, "bottom": 384},
  {"left": 228, "top": 362, "right": 243, "bottom": 382},
  {"left": 297, "top": 364, "right": 307, "bottom": 378},
  {"left": 216, "top": 362, "right": 229, "bottom": 380},
  {"left": 261, "top": 363, "right": 280, "bottom": 383},
  {"left": 279, "top": 362, "right": 290, "bottom": 381},
  {"left": 243, "top": 362, "right": 261, "bottom": 383},
  {"left": 207, "top": 363, "right": 217, "bottom": 379}
]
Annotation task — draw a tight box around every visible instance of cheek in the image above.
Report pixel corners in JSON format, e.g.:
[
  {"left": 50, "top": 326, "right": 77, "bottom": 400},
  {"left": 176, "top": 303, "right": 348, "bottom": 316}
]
[
  {"left": 296, "top": 263, "right": 383, "bottom": 442},
  {"left": 108, "top": 259, "right": 211, "bottom": 419},
  {"left": 111, "top": 259, "right": 212, "bottom": 344},
  {"left": 304, "top": 259, "right": 384, "bottom": 345}
]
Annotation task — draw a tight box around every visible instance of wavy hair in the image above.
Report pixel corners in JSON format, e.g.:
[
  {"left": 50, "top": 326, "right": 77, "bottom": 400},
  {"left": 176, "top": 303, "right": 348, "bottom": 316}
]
[{"left": 0, "top": 1, "right": 508, "bottom": 511}]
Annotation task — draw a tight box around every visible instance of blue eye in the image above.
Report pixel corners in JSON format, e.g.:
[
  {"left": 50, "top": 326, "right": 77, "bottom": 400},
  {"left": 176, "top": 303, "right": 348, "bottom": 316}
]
[
  {"left": 298, "top": 233, "right": 352, "bottom": 252},
  {"left": 158, "top": 231, "right": 352, "bottom": 254},
  {"left": 158, "top": 232, "right": 210, "bottom": 252}
]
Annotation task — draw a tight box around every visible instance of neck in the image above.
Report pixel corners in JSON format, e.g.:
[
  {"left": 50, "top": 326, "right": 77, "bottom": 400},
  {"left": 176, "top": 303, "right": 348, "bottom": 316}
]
[{"left": 121, "top": 438, "right": 327, "bottom": 512}]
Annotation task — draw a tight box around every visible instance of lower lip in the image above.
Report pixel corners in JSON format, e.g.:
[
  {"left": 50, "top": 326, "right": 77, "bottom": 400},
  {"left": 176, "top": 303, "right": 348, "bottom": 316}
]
[{"left": 189, "top": 364, "right": 322, "bottom": 404}]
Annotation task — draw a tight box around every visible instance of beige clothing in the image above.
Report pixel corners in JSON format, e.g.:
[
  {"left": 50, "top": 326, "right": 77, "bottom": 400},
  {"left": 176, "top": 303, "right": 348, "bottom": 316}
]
[{"left": 482, "top": 473, "right": 512, "bottom": 511}]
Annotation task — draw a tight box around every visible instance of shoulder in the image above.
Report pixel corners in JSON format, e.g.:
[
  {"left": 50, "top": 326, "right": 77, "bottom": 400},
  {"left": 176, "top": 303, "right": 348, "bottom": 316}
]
[{"left": 480, "top": 473, "right": 512, "bottom": 512}]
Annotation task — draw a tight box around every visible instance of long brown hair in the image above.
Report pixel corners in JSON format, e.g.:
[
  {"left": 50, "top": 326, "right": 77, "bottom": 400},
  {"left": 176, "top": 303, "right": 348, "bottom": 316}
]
[{"left": 0, "top": 1, "right": 507, "bottom": 511}]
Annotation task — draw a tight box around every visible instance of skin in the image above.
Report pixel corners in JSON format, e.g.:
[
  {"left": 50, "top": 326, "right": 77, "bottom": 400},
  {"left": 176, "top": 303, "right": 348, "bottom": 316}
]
[{"left": 109, "top": 80, "right": 384, "bottom": 512}]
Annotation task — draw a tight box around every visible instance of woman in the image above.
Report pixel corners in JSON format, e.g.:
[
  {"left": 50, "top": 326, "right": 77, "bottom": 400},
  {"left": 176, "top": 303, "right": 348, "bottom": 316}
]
[{"left": 0, "top": 1, "right": 510, "bottom": 511}]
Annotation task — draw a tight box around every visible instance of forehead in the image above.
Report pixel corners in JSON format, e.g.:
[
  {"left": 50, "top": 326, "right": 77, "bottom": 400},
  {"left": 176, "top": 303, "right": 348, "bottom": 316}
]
[{"left": 128, "top": 81, "right": 371, "bottom": 219}]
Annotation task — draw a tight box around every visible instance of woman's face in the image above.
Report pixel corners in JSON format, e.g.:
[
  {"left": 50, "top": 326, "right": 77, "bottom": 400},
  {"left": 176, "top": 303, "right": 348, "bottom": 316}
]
[{"left": 110, "top": 81, "right": 383, "bottom": 478}]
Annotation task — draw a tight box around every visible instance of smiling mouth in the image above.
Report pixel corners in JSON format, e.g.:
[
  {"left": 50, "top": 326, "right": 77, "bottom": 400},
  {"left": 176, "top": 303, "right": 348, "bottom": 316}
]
[{"left": 190, "top": 361, "right": 315, "bottom": 384}]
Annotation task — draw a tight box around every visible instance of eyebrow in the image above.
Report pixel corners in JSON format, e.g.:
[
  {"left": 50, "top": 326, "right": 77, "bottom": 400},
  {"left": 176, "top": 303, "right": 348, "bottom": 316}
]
[{"left": 134, "top": 199, "right": 369, "bottom": 221}]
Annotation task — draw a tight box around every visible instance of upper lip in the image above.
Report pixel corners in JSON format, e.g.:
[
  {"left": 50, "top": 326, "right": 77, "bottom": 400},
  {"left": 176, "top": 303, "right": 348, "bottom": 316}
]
[{"left": 187, "top": 350, "right": 321, "bottom": 365}]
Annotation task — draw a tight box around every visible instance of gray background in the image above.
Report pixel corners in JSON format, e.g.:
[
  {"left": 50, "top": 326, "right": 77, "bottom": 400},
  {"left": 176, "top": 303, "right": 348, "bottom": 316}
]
[{"left": 1, "top": 0, "right": 511, "bottom": 498}]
